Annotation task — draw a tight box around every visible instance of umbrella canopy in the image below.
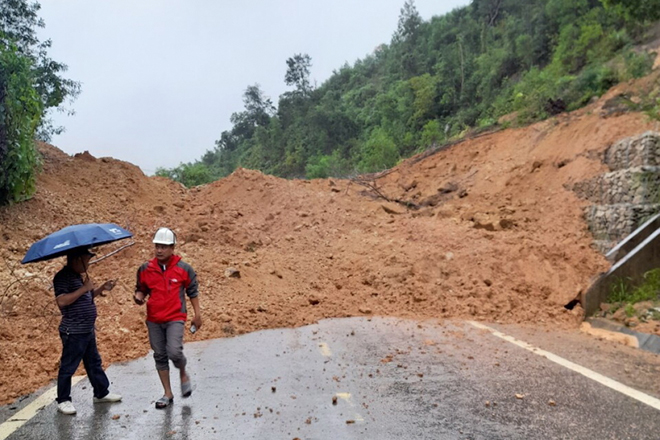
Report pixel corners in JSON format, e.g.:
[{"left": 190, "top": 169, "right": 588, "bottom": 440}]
[{"left": 21, "top": 223, "right": 133, "bottom": 264}]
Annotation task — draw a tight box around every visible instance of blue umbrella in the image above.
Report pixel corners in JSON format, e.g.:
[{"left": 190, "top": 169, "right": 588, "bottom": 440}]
[{"left": 21, "top": 223, "right": 133, "bottom": 264}]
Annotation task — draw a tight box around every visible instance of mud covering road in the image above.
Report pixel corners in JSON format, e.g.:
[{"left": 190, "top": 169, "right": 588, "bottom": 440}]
[
  {"left": 3, "top": 74, "right": 660, "bottom": 403},
  {"left": 3, "top": 317, "right": 660, "bottom": 440}
]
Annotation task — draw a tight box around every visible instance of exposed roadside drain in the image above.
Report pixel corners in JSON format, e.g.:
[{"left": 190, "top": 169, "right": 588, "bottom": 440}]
[{"left": 564, "top": 298, "right": 581, "bottom": 310}]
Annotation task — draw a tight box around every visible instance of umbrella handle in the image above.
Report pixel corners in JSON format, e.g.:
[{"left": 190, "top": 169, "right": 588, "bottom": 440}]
[{"left": 89, "top": 241, "right": 135, "bottom": 264}]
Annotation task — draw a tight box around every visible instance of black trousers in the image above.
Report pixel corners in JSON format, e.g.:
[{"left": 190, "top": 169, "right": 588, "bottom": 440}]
[{"left": 57, "top": 331, "right": 109, "bottom": 403}]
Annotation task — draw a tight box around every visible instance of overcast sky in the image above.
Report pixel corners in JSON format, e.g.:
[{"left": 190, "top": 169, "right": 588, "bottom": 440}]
[{"left": 39, "top": 0, "right": 470, "bottom": 174}]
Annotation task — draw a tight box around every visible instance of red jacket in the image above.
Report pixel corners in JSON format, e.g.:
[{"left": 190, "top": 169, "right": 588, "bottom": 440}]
[{"left": 135, "top": 255, "right": 199, "bottom": 323}]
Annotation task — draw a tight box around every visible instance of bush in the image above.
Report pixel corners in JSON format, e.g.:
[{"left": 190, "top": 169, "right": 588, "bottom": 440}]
[
  {"left": 622, "top": 50, "right": 655, "bottom": 79},
  {"left": 565, "top": 64, "right": 618, "bottom": 108},
  {"left": 305, "top": 151, "right": 352, "bottom": 179},
  {"left": 155, "top": 162, "right": 212, "bottom": 187},
  {"left": 419, "top": 119, "right": 444, "bottom": 148},
  {"left": 508, "top": 68, "right": 558, "bottom": 123},
  {"left": 358, "top": 127, "right": 399, "bottom": 173}
]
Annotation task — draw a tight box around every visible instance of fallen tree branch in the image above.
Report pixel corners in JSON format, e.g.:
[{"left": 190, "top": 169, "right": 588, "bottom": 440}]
[{"left": 351, "top": 176, "right": 420, "bottom": 210}]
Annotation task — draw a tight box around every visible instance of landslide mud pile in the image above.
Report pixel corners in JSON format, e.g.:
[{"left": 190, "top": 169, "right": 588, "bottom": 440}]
[{"left": 0, "top": 84, "right": 656, "bottom": 403}]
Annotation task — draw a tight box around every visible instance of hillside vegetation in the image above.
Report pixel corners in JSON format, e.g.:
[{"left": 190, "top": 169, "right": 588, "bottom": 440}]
[
  {"left": 157, "top": 0, "right": 659, "bottom": 186},
  {"left": 0, "top": 0, "right": 79, "bottom": 205}
]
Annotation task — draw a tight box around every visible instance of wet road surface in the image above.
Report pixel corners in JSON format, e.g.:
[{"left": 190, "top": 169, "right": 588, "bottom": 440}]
[{"left": 3, "top": 317, "right": 660, "bottom": 439}]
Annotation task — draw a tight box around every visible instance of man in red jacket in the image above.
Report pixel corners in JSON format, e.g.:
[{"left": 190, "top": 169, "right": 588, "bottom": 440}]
[{"left": 134, "top": 227, "right": 202, "bottom": 409}]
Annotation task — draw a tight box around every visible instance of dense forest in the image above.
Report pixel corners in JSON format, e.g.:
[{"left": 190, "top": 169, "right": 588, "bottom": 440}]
[
  {"left": 156, "top": 0, "right": 660, "bottom": 186},
  {"left": 1, "top": 1, "right": 660, "bottom": 203}
]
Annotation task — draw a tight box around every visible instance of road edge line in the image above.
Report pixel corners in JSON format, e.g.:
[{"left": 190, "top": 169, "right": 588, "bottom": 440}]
[
  {"left": 0, "top": 376, "right": 84, "bottom": 440},
  {"left": 468, "top": 321, "right": 660, "bottom": 411}
]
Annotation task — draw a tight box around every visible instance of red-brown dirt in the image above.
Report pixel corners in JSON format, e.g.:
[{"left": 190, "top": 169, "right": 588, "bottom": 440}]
[{"left": 0, "top": 78, "right": 658, "bottom": 404}]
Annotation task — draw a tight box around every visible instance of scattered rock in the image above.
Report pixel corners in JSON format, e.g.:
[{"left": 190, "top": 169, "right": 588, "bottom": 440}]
[
  {"left": 74, "top": 151, "right": 96, "bottom": 161},
  {"left": 419, "top": 193, "right": 445, "bottom": 207},
  {"left": 225, "top": 268, "right": 241, "bottom": 278},
  {"left": 499, "top": 218, "right": 515, "bottom": 229},
  {"left": 626, "top": 317, "right": 640, "bottom": 328},
  {"left": 401, "top": 180, "right": 418, "bottom": 191},
  {"left": 244, "top": 241, "right": 261, "bottom": 252},
  {"left": 219, "top": 314, "right": 232, "bottom": 323},
  {"left": 381, "top": 204, "right": 404, "bottom": 215},
  {"left": 438, "top": 182, "right": 458, "bottom": 194},
  {"left": 473, "top": 221, "right": 496, "bottom": 231},
  {"left": 186, "top": 233, "right": 203, "bottom": 242}
]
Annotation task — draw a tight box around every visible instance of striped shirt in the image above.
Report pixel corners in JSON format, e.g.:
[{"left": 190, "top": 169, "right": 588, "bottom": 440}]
[{"left": 53, "top": 266, "right": 97, "bottom": 334}]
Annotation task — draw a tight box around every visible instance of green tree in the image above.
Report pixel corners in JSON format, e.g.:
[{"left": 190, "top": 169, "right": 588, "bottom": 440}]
[
  {"left": 0, "top": 0, "right": 80, "bottom": 205},
  {"left": 393, "top": 0, "right": 422, "bottom": 43},
  {"left": 391, "top": 0, "right": 424, "bottom": 78},
  {"left": 0, "top": 44, "right": 42, "bottom": 204},
  {"left": 155, "top": 162, "right": 212, "bottom": 188},
  {"left": 285, "top": 53, "right": 313, "bottom": 95},
  {"left": 0, "top": 0, "right": 80, "bottom": 140},
  {"left": 408, "top": 73, "right": 437, "bottom": 127},
  {"left": 602, "top": 0, "right": 660, "bottom": 22}
]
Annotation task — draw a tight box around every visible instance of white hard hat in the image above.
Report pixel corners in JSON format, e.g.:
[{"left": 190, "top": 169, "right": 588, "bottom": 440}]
[{"left": 153, "top": 227, "right": 176, "bottom": 245}]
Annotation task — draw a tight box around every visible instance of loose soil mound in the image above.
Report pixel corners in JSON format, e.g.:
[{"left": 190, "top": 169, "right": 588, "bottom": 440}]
[{"left": 0, "top": 88, "right": 657, "bottom": 404}]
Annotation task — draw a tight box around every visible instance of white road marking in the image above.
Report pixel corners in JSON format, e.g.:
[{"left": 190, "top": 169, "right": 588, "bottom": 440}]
[
  {"left": 335, "top": 393, "right": 364, "bottom": 423},
  {"left": 469, "top": 321, "right": 660, "bottom": 411},
  {"left": 0, "top": 376, "right": 84, "bottom": 440},
  {"left": 336, "top": 392, "right": 353, "bottom": 405},
  {"left": 318, "top": 342, "right": 332, "bottom": 357}
]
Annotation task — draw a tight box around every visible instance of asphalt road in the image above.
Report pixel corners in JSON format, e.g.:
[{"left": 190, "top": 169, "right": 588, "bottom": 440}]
[{"left": 3, "top": 317, "right": 660, "bottom": 439}]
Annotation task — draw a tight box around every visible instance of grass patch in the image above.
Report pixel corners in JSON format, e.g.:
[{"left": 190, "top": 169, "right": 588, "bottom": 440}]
[{"left": 608, "top": 268, "right": 660, "bottom": 305}]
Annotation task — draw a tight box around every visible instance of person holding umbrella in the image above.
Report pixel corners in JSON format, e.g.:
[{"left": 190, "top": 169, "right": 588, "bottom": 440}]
[
  {"left": 22, "top": 223, "right": 132, "bottom": 415},
  {"left": 53, "top": 247, "right": 122, "bottom": 415},
  {"left": 134, "top": 227, "right": 202, "bottom": 409}
]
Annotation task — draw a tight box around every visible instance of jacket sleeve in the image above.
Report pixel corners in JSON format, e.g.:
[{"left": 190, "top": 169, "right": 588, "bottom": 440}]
[
  {"left": 179, "top": 261, "right": 199, "bottom": 299},
  {"left": 135, "top": 263, "right": 150, "bottom": 294}
]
